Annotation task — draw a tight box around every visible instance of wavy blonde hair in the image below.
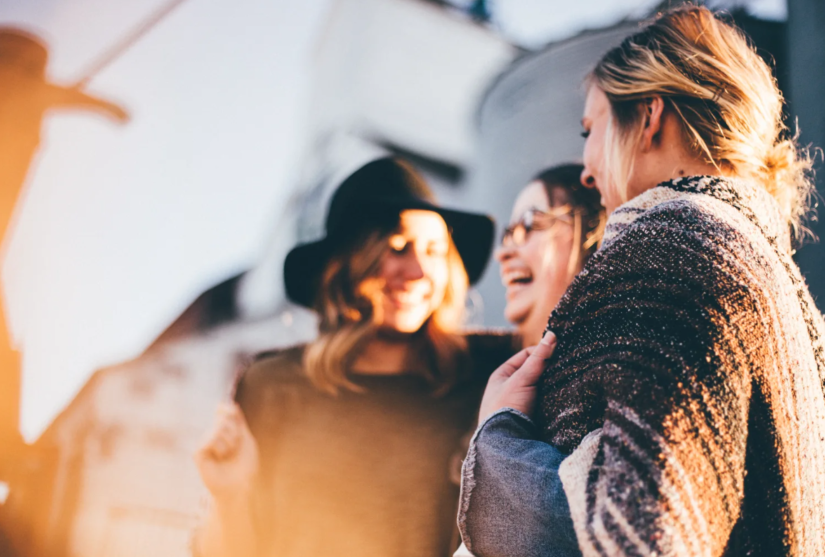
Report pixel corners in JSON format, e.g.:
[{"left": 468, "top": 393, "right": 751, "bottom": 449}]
[
  {"left": 589, "top": 5, "right": 814, "bottom": 240},
  {"left": 303, "top": 223, "right": 469, "bottom": 396}
]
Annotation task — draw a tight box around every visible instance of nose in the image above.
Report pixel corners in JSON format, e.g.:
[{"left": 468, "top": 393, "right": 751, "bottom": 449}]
[
  {"left": 580, "top": 167, "right": 596, "bottom": 189},
  {"left": 401, "top": 250, "right": 426, "bottom": 281},
  {"left": 495, "top": 242, "right": 515, "bottom": 263}
]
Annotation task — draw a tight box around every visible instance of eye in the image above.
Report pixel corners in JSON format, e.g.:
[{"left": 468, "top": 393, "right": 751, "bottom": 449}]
[
  {"left": 427, "top": 243, "right": 449, "bottom": 257},
  {"left": 388, "top": 235, "right": 408, "bottom": 253}
]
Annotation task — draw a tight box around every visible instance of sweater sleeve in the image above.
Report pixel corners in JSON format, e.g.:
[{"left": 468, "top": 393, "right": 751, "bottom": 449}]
[
  {"left": 541, "top": 205, "right": 760, "bottom": 557},
  {"left": 458, "top": 409, "right": 581, "bottom": 557}
]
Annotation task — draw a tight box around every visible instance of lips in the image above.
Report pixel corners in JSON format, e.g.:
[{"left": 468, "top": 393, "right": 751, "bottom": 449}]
[
  {"left": 501, "top": 267, "right": 534, "bottom": 303},
  {"left": 386, "top": 290, "right": 430, "bottom": 309},
  {"left": 501, "top": 268, "right": 534, "bottom": 287}
]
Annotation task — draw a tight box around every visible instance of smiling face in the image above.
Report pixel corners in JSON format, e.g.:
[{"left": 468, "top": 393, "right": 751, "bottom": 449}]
[
  {"left": 495, "top": 182, "right": 575, "bottom": 346},
  {"left": 371, "top": 209, "right": 451, "bottom": 334}
]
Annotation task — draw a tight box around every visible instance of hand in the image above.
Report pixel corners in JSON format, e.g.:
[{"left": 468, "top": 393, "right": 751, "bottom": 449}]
[
  {"left": 195, "top": 402, "right": 260, "bottom": 504},
  {"left": 478, "top": 330, "right": 557, "bottom": 423}
]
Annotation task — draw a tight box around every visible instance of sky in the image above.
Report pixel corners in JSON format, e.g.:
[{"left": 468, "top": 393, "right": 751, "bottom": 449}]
[{"left": 0, "top": 0, "right": 787, "bottom": 440}]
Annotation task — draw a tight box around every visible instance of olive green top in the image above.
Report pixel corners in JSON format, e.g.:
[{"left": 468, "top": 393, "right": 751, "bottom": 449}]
[{"left": 234, "top": 332, "right": 516, "bottom": 557}]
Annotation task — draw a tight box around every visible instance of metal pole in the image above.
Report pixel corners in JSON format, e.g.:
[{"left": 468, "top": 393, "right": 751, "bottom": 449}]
[{"left": 73, "top": 0, "right": 192, "bottom": 87}]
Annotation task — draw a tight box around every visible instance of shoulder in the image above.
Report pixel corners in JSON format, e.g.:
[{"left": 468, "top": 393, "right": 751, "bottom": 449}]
[
  {"left": 593, "top": 194, "right": 752, "bottom": 280},
  {"left": 557, "top": 191, "right": 769, "bottom": 326},
  {"left": 603, "top": 179, "right": 776, "bottom": 259},
  {"left": 464, "top": 329, "right": 518, "bottom": 355},
  {"left": 464, "top": 329, "right": 519, "bottom": 376},
  {"left": 252, "top": 344, "right": 306, "bottom": 368},
  {"left": 234, "top": 344, "right": 308, "bottom": 407},
  {"left": 609, "top": 198, "right": 728, "bottom": 246}
]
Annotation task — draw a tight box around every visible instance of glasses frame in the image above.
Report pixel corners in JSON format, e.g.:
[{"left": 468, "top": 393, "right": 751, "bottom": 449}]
[{"left": 500, "top": 207, "right": 578, "bottom": 248}]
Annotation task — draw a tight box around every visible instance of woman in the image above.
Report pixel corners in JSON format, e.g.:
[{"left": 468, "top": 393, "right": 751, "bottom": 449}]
[
  {"left": 452, "top": 165, "right": 604, "bottom": 557},
  {"left": 460, "top": 6, "right": 825, "bottom": 557},
  {"left": 193, "top": 157, "right": 515, "bottom": 557},
  {"left": 497, "top": 164, "right": 604, "bottom": 347}
]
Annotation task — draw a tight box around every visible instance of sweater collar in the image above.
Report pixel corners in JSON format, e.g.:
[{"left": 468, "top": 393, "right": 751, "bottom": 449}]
[{"left": 601, "top": 175, "right": 792, "bottom": 254}]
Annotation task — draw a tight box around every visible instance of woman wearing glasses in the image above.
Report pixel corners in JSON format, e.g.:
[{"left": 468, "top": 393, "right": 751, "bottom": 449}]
[
  {"left": 452, "top": 165, "right": 604, "bottom": 557},
  {"left": 496, "top": 164, "right": 604, "bottom": 348}
]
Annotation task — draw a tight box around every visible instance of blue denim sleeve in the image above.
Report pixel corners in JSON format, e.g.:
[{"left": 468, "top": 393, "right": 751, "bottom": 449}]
[{"left": 457, "top": 408, "right": 582, "bottom": 557}]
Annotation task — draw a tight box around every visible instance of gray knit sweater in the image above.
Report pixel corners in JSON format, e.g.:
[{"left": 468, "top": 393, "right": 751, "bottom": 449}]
[{"left": 537, "top": 176, "right": 825, "bottom": 557}]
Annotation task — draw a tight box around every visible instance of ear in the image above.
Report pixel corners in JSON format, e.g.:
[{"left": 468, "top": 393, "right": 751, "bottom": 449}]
[{"left": 640, "top": 96, "right": 665, "bottom": 152}]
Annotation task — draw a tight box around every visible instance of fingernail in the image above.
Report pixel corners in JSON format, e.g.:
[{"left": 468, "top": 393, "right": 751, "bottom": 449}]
[{"left": 540, "top": 331, "right": 556, "bottom": 346}]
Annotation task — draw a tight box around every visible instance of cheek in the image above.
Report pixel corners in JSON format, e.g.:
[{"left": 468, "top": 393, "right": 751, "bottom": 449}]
[
  {"left": 519, "top": 240, "right": 546, "bottom": 274},
  {"left": 430, "top": 262, "right": 450, "bottom": 302},
  {"left": 378, "top": 255, "right": 400, "bottom": 283},
  {"left": 583, "top": 134, "right": 603, "bottom": 174},
  {"left": 535, "top": 236, "right": 572, "bottom": 282}
]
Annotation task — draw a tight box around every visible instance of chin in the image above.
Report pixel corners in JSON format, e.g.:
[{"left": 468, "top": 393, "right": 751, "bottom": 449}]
[
  {"left": 382, "top": 313, "right": 430, "bottom": 335},
  {"left": 503, "top": 305, "right": 529, "bottom": 330}
]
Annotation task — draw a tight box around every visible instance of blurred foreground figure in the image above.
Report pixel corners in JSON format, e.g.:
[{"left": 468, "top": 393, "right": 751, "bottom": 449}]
[
  {"left": 460, "top": 6, "right": 825, "bottom": 557},
  {"left": 193, "top": 157, "right": 515, "bottom": 557},
  {"left": 0, "top": 27, "right": 127, "bottom": 556}
]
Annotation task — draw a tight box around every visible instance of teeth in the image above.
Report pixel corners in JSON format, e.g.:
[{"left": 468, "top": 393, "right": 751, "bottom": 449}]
[
  {"left": 502, "top": 270, "right": 533, "bottom": 286},
  {"left": 390, "top": 292, "right": 428, "bottom": 305}
]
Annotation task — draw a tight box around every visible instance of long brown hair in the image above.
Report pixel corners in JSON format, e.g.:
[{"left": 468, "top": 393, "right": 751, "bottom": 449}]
[
  {"left": 534, "top": 163, "right": 606, "bottom": 278},
  {"left": 589, "top": 5, "right": 814, "bottom": 240},
  {"left": 303, "top": 219, "right": 469, "bottom": 396}
]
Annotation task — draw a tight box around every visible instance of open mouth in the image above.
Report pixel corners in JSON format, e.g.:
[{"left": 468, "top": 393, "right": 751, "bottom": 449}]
[{"left": 502, "top": 269, "right": 534, "bottom": 288}]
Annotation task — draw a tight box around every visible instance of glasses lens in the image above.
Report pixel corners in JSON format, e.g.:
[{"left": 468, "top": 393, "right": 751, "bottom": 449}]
[
  {"left": 501, "top": 227, "right": 511, "bottom": 246},
  {"left": 502, "top": 210, "right": 538, "bottom": 247}
]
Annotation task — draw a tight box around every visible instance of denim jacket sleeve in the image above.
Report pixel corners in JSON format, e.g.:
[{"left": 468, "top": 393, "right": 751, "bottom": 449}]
[{"left": 457, "top": 408, "right": 582, "bottom": 557}]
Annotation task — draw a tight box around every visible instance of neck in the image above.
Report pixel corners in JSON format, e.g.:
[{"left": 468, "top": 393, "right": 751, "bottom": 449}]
[
  {"left": 666, "top": 160, "right": 722, "bottom": 182},
  {"left": 624, "top": 160, "right": 723, "bottom": 214},
  {"left": 351, "top": 336, "right": 413, "bottom": 375},
  {"left": 519, "top": 326, "right": 541, "bottom": 349},
  {"left": 632, "top": 117, "right": 726, "bottom": 202},
  {"left": 520, "top": 307, "right": 552, "bottom": 348}
]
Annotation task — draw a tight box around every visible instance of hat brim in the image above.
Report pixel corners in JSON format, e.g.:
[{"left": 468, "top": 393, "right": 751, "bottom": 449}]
[
  {"left": 39, "top": 82, "right": 130, "bottom": 122},
  {"left": 284, "top": 200, "right": 495, "bottom": 308}
]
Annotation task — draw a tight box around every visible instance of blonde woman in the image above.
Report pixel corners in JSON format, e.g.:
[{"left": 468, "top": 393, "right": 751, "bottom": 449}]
[
  {"left": 193, "top": 157, "right": 515, "bottom": 557},
  {"left": 460, "top": 7, "right": 825, "bottom": 557}
]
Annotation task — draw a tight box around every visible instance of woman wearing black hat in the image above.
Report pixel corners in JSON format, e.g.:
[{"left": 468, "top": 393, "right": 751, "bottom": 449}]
[{"left": 193, "top": 157, "right": 515, "bottom": 557}]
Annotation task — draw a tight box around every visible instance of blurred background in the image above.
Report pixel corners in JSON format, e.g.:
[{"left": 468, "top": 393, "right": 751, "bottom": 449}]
[{"left": 0, "top": 0, "right": 820, "bottom": 555}]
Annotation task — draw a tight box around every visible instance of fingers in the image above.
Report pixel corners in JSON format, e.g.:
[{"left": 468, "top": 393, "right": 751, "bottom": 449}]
[
  {"left": 492, "top": 347, "right": 534, "bottom": 380},
  {"left": 511, "top": 331, "right": 557, "bottom": 384},
  {"left": 492, "top": 331, "right": 557, "bottom": 379},
  {"left": 197, "top": 403, "right": 246, "bottom": 462}
]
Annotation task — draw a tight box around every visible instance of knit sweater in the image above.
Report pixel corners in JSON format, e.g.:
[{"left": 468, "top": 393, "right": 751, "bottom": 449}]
[
  {"left": 536, "top": 176, "right": 825, "bottom": 557},
  {"left": 235, "top": 332, "right": 517, "bottom": 557}
]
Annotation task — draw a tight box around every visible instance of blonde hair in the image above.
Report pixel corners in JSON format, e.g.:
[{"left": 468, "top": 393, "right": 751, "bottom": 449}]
[
  {"left": 589, "top": 5, "right": 814, "bottom": 240},
  {"left": 303, "top": 224, "right": 469, "bottom": 396}
]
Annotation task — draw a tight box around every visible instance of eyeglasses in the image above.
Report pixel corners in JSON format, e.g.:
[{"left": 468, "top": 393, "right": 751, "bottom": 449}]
[{"left": 500, "top": 208, "right": 575, "bottom": 247}]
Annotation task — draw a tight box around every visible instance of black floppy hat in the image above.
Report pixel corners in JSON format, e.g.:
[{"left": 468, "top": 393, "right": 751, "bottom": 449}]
[{"left": 284, "top": 157, "right": 495, "bottom": 308}]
